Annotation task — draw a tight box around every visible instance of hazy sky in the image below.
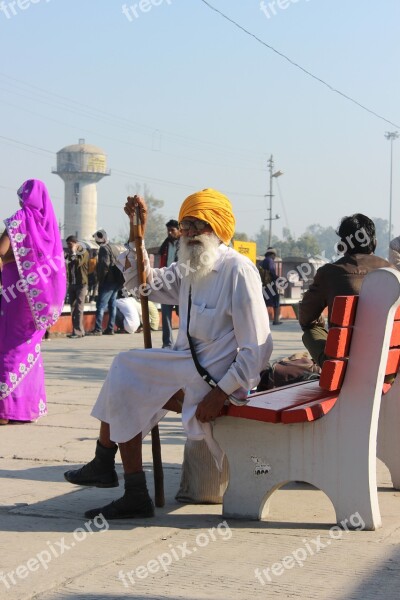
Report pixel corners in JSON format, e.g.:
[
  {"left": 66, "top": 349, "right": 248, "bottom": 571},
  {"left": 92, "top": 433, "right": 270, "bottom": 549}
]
[{"left": 1, "top": 0, "right": 399, "bottom": 245}]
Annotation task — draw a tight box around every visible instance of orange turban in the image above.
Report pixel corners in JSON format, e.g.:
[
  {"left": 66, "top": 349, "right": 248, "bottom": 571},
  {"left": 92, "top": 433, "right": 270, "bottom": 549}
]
[{"left": 178, "top": 188, "right": 235, "bottom": 245}]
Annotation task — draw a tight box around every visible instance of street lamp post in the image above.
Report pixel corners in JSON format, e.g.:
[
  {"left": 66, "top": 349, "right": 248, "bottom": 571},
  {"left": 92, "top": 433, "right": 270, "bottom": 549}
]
[
  {"left": 385, "top": 131, "right": 399, "bottom": 247},
  {"left": 265, "top": 154, "right": 283, "bottom": 247}
]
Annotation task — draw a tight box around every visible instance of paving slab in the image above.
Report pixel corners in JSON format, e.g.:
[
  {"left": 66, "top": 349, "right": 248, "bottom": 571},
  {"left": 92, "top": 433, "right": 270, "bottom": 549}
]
[{"left": 1, "top": 323, "right": 400, "bottom": 599}]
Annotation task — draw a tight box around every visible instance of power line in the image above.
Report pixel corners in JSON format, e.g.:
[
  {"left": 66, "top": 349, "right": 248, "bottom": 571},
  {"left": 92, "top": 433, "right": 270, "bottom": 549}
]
[
  {"left": 0, "top": 72, "right": 266, "bottom": 164},
  {"left": 199, "top": 0, "right": 400, "bottom": 129},
  {"left": 0, "top": 135, "right": 53, "bottom": 156},
  {"left": 113, "top": 168, "right": 264, "bottom": 197},
  {"left": 0, "top": 135, "right": 265, "bottom": 200},
  {"left": 275, "top": 178, "right": 290, "bottom": 231},
  {"left": 0, "top": 85, "right": 264, "bottom": 172}
]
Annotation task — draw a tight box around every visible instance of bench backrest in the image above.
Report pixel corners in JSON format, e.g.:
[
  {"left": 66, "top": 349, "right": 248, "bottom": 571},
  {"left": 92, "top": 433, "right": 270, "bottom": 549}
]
[
  {"left": 221, "top": 268, "right": 400, "bottom": 426},
  {"left": 279, "top": 268, "right": 400, "bottom": 425},
  {"left": 319, "top": 290, "right": 400, "bottom": 394}
]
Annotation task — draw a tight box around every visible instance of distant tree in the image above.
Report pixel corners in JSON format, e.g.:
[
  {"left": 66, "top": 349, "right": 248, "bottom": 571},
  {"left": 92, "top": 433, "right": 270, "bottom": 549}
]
[
  {"left": 303, "top": 218, "right": 390, "bottom": 261},
  {"left": 113, "top": 184, "right": 166, "bottom": 248},
  {"left": 296, "top": 233, "right": 321, "bottom": 257},
  {"left": 253, "top": 217, "right": 391, "bottom": 264},
  {"left": 275, "top": 228, "right": 298, "bottom": 257},
  {"left": 142, "top": 186, "right": 167, "bottom": 248},
  {"left": 233, "top": 231, "right": 250, "bottom": 242},
  {"left": 254, "top": 225, "right": 280, "bottom": 256},
  {"left": 305, "top": 224, "right": 337, "bottom": 259},
  {"left": 254, "top": 225, "right": 268, "bottom": 256},
  {"left": 254, "top": 225, "right": 321, "bottom": 258},
  {"left": 273, "top": 228, "right": 320, "bottom": 258}
]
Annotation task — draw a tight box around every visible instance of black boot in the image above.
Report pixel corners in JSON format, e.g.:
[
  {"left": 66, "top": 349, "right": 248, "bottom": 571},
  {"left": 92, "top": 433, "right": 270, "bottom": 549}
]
[
  {"left": 64, "top": 440, "right": 119, "bottom": 488},
  {"left": 84, "top": 471, "right": 155, "bottom": 520}
]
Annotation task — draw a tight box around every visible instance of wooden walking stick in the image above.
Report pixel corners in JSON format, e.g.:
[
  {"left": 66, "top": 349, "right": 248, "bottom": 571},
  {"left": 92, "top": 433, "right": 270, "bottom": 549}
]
[{"left": 132, "top": 200, "right": 165, "bottom": 508}]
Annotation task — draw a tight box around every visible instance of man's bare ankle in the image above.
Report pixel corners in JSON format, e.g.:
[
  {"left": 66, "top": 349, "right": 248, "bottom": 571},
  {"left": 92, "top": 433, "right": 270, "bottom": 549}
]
[
  {"left": 124, "top": 469, "right": 143, "bottom": 475},
  {"left": 98, "top": 438, "right": 118, "bottom": 450}
]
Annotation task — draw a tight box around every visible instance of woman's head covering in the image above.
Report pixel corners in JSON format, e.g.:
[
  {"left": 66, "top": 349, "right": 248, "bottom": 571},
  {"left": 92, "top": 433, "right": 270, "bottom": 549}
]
[
  {"left": 178, "top": 188, "right": 235, "bottom": 245},
  {"left": 4, "top": 179, "right": 66, "bottom": 330}
]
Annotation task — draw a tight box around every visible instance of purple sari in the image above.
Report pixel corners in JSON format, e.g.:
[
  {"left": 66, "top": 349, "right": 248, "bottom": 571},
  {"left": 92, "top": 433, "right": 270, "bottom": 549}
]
[{"left": 0, "top": 180, "right": 66, "bottom": 421}]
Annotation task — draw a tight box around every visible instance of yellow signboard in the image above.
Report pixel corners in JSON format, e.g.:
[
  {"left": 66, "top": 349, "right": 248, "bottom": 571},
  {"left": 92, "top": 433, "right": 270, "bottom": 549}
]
[{"left": 233, "top": 240, "right": 257, "bottom": 264}]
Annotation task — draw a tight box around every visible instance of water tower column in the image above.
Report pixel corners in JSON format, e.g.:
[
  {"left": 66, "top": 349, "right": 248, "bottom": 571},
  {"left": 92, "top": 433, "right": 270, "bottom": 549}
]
[
  {"left": 63, "top": 179, "right": 98, "bottom": 240},
  {"left": 79, "top": 181, "right": 98, "bottom": 241}
]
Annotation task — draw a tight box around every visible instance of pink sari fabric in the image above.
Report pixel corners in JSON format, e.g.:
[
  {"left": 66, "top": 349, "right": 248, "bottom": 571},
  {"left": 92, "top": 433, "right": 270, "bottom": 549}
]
[
  {"left": 0, "top": 263, "right": 46, "bottom": 420},
  {"left": 0, "top": 180, "right": 66, "bottom": 421},
  {"left": 5, "top": 179, "right": 66, "bottom": 330}
]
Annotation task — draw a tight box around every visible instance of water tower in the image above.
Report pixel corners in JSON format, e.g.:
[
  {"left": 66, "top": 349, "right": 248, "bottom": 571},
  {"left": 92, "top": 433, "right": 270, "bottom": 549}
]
[{"left": 53, "top": 139, "right": 110, "bottom": 240}]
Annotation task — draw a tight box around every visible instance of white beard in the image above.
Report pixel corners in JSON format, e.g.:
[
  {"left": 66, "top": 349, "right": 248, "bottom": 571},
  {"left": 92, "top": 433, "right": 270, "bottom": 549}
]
[{"left": 177, "top": 233, "right": 220, "bottom": 283}]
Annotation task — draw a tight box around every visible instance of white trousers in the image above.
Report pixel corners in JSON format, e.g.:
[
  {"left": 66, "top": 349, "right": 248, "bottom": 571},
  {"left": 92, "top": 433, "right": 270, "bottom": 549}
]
[{"left": 91, "top": 348, "right": 225, "bottom": 469}]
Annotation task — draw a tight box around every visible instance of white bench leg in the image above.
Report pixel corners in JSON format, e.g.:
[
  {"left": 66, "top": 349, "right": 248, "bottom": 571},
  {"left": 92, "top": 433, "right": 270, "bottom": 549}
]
[
  {"left": 215, "top": 418, "right": 290, "bottom": 520},
  {"left": 315, "top": 470, "right": 381, "bottom": 531},
  {"left": 302, "top": 412, "right": 382, "bottom": 531},
  {"left": 378, "top": 378, "right": 400, "bottom": 489}
]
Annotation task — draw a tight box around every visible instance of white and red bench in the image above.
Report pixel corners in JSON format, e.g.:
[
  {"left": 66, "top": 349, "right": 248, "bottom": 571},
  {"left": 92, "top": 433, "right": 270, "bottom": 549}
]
[{"left": 214, "top": 267, "right": 400, "bottom": 530}]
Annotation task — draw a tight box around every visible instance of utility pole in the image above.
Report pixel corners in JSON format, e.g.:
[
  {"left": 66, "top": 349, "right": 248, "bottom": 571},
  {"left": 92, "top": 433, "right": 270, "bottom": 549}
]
[
  {"left": 265, "top": 154, "right": 283, "bottom": 247},
  {"left": 385, "top": 131, "right": 399, "bottom": 247}
]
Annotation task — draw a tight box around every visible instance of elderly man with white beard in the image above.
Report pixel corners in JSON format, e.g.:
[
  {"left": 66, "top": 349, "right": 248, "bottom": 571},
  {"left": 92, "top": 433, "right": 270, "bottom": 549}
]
[{"left": 64, "top": 189, "right": 273, "bottom": 520}]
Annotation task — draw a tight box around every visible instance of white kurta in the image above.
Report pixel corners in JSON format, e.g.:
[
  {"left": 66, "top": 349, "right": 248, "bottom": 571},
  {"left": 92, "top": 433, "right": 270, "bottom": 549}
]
[{"left": 91, "top": 243, "right": 272, "bottom": 467}]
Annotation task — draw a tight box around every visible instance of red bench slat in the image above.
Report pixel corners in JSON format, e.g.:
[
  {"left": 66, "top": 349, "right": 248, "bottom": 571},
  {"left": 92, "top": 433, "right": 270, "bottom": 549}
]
[
  {"left": 386, "top": 348, "right": 400, "bottom": 375},
  {"left": 383, "top": 383, "right": 392, "bottom": 394},
  {"left": 281, "top": 395, "right": 339, "bottom": 424},
  {"left": 330, "top": 296, "right": 358, "bottom": 327},
  {"left": 390, "top": 321, "right": 400, "bottom": 347},
  {"left": 325, "top": 327, "right": 352, "bottom": 358},
  {"left": 319, "top": 359, "right": 347, "bottom": 391},
  {"left": 225, "top": 380, "right": 327, "bottom": 423}
]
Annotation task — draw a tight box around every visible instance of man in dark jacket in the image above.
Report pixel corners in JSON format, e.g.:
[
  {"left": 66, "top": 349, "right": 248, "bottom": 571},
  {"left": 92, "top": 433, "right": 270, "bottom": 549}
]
[
  {"left": 299, "top": 213, "right": 391, "bottom": 366},
  {"left": 65, "top": 235, "right": 89, "bottom": 339},
  {"left": 90, "top": 229, "right": 122, "bottom": 336},
  {"left": 261, "top": 247, "right": 282, "bottom": 325},
  {"left": 158, "top": 219, "right": 180, "bottom": 348}
]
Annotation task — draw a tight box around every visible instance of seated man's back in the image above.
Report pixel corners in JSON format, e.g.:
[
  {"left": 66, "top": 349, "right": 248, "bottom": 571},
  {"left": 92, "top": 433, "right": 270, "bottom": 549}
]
[{"left": 299, "top": 213, "right": 390, "bottom": 366}]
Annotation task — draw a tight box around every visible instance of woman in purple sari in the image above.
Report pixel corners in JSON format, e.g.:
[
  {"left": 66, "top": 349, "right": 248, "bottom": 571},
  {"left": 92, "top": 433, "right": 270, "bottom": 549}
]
[{"left": 0, "top": 180, "right": 66, "bottom": 424}]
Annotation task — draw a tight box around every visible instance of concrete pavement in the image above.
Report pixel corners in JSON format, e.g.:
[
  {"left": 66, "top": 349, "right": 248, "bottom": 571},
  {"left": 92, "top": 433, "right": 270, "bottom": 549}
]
[{"left": 1, "top": 322, "right": 400, "bottom": 599}]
